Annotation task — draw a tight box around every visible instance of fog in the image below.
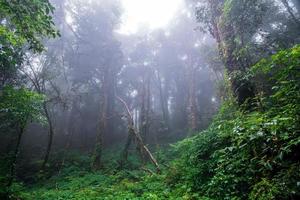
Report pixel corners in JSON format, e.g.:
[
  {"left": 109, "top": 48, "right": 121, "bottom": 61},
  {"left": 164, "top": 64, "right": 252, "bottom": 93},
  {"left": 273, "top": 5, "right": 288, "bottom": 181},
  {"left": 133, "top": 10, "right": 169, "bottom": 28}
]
[
  {"left": 1, "top": 0, "right": 221, "bottom": 162},
  {"left": 1, "top": 0, "right": 299, "bottom": 198}
]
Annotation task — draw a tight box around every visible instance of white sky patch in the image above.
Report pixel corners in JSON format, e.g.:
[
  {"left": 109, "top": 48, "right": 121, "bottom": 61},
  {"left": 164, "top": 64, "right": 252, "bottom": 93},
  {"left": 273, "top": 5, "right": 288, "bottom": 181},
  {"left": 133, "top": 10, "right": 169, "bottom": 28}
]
[
  {"left": 180, "top": 54, "right": 188, "bottom": 61},
  {"left": 65, "top": 13, "right": 73, "bottom": 24},
  {"left": 118, "top": 0, "right": 184, "bottom": 35},
  {"left": 130, "top": 90, "right": 138, "bottom": 98}
]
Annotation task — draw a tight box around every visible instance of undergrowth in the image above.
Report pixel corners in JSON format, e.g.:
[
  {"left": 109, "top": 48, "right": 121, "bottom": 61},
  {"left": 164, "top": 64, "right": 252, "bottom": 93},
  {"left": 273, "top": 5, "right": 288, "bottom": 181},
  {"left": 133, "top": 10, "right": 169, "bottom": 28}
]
[{"left": 7, "top": 45, "right": 300, "bottom": 199}]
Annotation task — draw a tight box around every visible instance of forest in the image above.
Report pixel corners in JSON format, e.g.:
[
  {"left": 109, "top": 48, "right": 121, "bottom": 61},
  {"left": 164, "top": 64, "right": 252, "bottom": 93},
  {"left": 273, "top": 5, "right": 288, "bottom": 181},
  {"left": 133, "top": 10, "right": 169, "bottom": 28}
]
[{"left": 0, "top": 0, "right": 299, "bottom": 199}]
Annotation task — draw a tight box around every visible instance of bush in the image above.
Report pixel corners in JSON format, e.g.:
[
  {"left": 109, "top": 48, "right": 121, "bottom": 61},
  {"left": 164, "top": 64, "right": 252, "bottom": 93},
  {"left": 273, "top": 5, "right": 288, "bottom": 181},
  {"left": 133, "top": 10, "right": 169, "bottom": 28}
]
[{"left": 167, "top": 45, "right": 300, "bottom": 199}]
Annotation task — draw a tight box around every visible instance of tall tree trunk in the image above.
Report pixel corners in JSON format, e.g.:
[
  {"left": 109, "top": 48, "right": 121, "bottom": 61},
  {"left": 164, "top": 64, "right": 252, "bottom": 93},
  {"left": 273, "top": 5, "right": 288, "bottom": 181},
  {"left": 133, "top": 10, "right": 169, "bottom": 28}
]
[
  {"left": 58, "top": 103, "right": 76, "bottom": 174},
  {"left": 93, "top": 95, "right": 107, "bottom": 169},
  {"left": 207, "top": 2, "right": 254, "bottom": 104},
  {"left": 140, "top": 75, "right": 146, "bottom": 140},
  {"left": 140, "top": 72, "right": 151, "bottom": 143},
  {"left": 7, "top": 125, "right": 24, "bottom": 187},
  {"left": 41, "top": 102, "right": 54, "bottom": 170},
  {"left": 134, "top": 108, "right": 138, "bottom": 130},
  {"left": 187, "top": 61, "right": 198, "bottom": 133},
  {"left": 156, "top": 70, "right": 170, "bottom": 131},
  {"left": 92, "top": 68, "right": 110, "bottom": 169},
  {"left": 65, "top": 101, "right": 77, "bottom": 149},
  {"left": 145, "top": 75, "right": 151, "bottom": 141}
]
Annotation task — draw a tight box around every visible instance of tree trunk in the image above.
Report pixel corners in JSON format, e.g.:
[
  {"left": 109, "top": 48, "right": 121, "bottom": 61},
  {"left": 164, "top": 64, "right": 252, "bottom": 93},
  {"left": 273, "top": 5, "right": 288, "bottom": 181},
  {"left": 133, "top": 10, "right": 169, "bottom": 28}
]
[
  {"left": 58, "top": 103, "right": 76, "bottom": 174},
  {"left": 187, "top": 61, "right": 198, "bottom": 133},
  {"left": 41, "top": 102, "right": 54, "bottom": 170},
  {"left": 145, "top": 75, "right": 151, "bottom": 141},
  {"left": 117, "top": 96, "right": 160, "bottom": 173},
  {"left": 156, "top": 70, "right": 170, "bottom": 131},
  {"left": 119, "top": 131, "right": 133, "bottom": 168},
  {"left": 93, "top": 94, "right": 107, "bottom": 169},
  {"left": 140, "top": 75, "right": 146, "bottom": 140},
  {"left": 92, "top": 68, "right": 110, "bottom": 169},
  {"left": 7, "top": 125, "right": 24, "bottom": 187},
  {"left": 140, "top": 72, "right": 151, "bottom": 143},
  {"left": 218, "top": 14, "right": 255, "bottom": 105}
]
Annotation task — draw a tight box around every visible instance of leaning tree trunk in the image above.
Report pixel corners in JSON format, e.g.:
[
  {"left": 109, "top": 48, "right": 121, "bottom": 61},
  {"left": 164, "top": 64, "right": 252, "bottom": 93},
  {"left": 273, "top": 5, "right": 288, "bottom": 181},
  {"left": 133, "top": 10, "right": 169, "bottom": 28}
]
[{"left": 117, "top": 96, "right": 160, "bottom": 173}]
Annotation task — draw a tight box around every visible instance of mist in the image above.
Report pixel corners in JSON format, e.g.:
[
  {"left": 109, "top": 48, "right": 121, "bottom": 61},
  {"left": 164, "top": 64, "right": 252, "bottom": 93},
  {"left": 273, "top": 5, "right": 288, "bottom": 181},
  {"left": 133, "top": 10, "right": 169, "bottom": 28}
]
[{"left": 0, "top": 0, "right": 299, "bottom": 199}]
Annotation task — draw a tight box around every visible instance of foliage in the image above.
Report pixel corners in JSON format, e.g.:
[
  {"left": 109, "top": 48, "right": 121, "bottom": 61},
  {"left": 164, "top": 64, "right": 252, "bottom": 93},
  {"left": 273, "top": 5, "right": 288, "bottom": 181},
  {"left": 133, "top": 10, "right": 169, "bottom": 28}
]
[
  {"left": 0, "top": 0, "right": 59, "bottom": 87},
  {"left": 13, "top": 166, "right": 188, "bottom": 200},
  {"left": 1, "top": 0, "right": 299, "bottom": 199},
  {"left": 0, "top": 0, "right": 59, "bottom": 52},
  {"left": 0, "top": 86, "right": 45, "bottom": 198},
  {"left": 6, "top": 45, "right": 300, "bottom": 200},
  {"left": 0, "top": 86, "right": 45, "bottom": 128},
  {"left": 167, "top": 45, "right": 300, "bottom": 199},
  {"left": 195, "top": 0, "right": 300, "bottom": 104}
]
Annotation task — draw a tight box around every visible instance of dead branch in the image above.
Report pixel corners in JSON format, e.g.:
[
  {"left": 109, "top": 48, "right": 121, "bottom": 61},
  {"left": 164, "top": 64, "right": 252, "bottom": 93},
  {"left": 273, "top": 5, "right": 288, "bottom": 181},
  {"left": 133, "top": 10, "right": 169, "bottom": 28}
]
[{"left": 116, "top": 95, "right": 161, "bottom": 173}]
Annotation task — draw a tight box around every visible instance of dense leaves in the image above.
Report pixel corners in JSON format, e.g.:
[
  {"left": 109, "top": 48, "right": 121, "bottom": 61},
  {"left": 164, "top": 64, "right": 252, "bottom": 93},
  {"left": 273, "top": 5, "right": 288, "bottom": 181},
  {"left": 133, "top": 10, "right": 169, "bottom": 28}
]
[
  {"left": 0, "top": 0, "right": 59, "bottom": 87},
  {"left": 0, "top": 0, "right": 59, "bottom": 52},
  {"left": 167, "top": 45, "right": 300, "bottom": 199},
  {"left": 0, "top": 86, "right": 45, "bottom": 127},
  {"left": 6, "top": 44, "right": 300, "bottom": 200}
]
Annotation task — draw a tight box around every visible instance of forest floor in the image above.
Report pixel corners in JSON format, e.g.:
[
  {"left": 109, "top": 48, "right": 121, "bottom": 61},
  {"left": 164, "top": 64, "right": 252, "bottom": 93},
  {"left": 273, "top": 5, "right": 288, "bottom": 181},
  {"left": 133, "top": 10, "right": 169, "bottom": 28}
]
[{"left": 12, "top": 150, "right": 190, "bottom": 200}]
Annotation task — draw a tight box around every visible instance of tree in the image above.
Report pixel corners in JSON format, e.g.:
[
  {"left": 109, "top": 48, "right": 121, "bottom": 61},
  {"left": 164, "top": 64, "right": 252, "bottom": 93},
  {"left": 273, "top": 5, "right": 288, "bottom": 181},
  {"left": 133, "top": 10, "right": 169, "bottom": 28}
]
[
  {"left": 63, "top": 0, "right": 123, "bottom": 168},
  {"left": 0, "top": 1, "right": 58, "bottom": 195},
  {"left": 194, "top": 0, "right": 300, "bottom": 104},
  {"left": 0, "top": 0, "right": 59, "bottom": 88},
  {"left": 0, "top": 87, "right": 44, "bottom": 189},
  {"left": 21, "top": 53, "right": 63, "bottom": 170}
]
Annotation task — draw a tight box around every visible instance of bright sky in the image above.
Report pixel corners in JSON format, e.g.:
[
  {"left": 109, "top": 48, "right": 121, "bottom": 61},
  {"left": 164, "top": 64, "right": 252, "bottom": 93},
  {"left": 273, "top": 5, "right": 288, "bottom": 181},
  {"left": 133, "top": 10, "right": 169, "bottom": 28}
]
[{"left": 118, "top": 0, "right": 184, "bottom": 35}]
